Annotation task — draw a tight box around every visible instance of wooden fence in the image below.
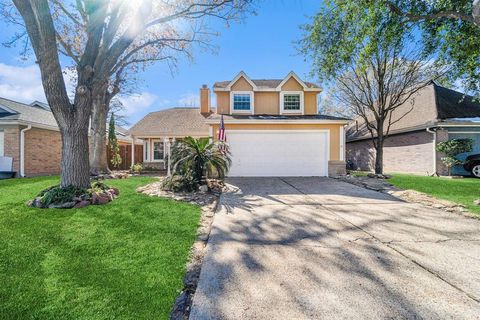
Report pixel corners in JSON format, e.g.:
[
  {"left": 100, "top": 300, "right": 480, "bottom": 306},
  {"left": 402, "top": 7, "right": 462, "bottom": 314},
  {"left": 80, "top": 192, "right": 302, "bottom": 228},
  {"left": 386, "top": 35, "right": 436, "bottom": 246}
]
[{"left": 107, "top": 144, "right": 143, "bottom": 171}]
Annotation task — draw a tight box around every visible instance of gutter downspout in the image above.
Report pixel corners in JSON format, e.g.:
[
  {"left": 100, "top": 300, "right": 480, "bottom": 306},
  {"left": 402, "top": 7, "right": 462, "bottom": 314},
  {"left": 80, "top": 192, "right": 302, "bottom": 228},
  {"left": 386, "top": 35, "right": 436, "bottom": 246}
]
[
  {"left": 20, "top": 125, "right": 32, "bottom": 177},
  {"left": 426, "top": 127, "right": 437, "bottom": 175}
]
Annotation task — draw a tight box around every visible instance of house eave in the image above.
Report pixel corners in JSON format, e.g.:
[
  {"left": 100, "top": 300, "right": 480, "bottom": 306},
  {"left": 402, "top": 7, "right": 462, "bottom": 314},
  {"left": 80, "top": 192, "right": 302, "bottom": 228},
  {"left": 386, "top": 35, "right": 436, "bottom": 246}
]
[
  {"left": 0, "top": 119, "right": 59, "bottom": 131},
  {"left": 205, "top": 119, "right": 350, "bottom": 125}
]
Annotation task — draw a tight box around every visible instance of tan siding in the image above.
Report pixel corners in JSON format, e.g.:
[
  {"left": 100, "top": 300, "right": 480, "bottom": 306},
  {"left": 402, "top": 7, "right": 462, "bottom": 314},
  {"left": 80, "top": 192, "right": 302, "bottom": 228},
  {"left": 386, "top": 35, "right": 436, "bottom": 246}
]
[
  {"left": 231, "top": 77, "right": 253, "bottom": 91},
  {"left": 281, "top": 77, "right": 303, "bottom": 91},
  {"left": 254, "top": 92, "right": 279, "bottom": 115},
  {"left": 304, "top": 92, "right": 318, "bottom": 115},
  {"left": 216, "top": 92, "right": 230, "bottom": 114},
  {"left": 211, "top": 123, "right": 342, "bottom": 161}
]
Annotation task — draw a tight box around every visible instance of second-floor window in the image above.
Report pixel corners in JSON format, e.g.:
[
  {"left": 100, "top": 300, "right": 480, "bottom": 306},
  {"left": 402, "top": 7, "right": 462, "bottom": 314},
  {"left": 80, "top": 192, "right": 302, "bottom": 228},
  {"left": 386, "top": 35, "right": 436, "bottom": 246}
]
[
  {"left": 283, "top": 94, "right": 301, "bottom": 111},
  {"left": 281, "top": 91, "right": 304, "bottom": 114},
  {"left": 233, "top": 93, "right": 251, "bottom": 111}
]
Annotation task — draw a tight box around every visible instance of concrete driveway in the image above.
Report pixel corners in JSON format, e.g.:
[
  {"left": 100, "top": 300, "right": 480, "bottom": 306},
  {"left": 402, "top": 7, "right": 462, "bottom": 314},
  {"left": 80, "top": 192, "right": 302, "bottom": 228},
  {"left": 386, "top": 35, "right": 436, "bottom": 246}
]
[{"left": 190, "top": 177, "right": 480, "bottom": 319}]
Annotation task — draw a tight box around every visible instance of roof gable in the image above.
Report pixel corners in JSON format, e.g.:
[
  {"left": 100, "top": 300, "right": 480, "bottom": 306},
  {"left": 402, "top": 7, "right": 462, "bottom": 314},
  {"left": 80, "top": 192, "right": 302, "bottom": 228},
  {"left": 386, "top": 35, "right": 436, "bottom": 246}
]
[
  {"left": 276, "top": 71, "right": 309, "bottom": 91},
  {"left": 213, "top": 71, "right": 321, "bottom": 92},
  {"left": 226, "top": 71, "right": 257, "bottom": 91}
]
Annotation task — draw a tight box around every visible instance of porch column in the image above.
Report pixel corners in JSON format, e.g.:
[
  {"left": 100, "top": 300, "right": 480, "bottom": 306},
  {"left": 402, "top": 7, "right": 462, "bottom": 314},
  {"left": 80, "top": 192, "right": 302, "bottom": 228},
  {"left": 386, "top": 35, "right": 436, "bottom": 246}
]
[
  {"left": 131, "top": 135, "right": 135, "bottom": 166},
  {"left": 163, "top": 137, "right": 170, "bottom": 176}
]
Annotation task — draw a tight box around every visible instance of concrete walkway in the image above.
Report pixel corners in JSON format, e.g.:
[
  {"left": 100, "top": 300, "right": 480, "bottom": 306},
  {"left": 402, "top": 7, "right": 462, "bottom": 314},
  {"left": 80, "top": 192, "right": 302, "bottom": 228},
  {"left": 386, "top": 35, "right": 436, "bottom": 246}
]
[{"left": 190, "top": 177, "right": 480, "bottom": 319}]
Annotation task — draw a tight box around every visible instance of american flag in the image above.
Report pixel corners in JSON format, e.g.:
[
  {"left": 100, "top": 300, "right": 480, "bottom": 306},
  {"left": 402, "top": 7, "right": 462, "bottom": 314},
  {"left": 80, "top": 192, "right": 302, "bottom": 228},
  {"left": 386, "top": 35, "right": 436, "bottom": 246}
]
[
  {"left": 218, "top": 115, "right": 227, "bottom": 153},
  {"left": 218, "top": 115, "right": 226, "bottom": 142}
]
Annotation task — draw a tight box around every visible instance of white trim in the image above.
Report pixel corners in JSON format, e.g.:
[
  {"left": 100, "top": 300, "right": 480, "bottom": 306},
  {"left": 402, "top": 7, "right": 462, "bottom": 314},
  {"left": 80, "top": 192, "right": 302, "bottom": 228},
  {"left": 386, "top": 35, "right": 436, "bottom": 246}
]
[
  {"left": 213, "top": 87, "right": 322, "bottom": 92},
  {"left": 340, "top": 125, "right": 345, "bottom": 161},
  {"left": 280, "top": 91, "right": 304, "bottom": 114},
  {"left": 208, "top": 126, "right": 213, "bottom": 143},
  {"left": 230, "top": 91, "right": 254, "bottom": 114},
  {"left": 438, "top": 123, "right": 480, "bottom": 127},
  {"left": 134, "top": 134, "right": 207, "bottom": 139},
  {"left": 226, "top": 71, "right": 258, "bottom": 90},
  {"left": 225, "top": 129, "right": 330, "bottom": 176},
  {"left": 151, "top": 139, "right": 165, "bottom": 162},
  {"left": 447, "top": 131, "right": 480, "bottom": 134},
  {"left": 205, "top": 119, "right": 350, "bottom": 125},
  {"left": 20, "top": 125, "right": 32, "bottom": 177},
  {"left": 0, "top": 104, "right": 18, "bottom": 114},
  {"left": 276, "top": 71, "right": 309, "bottom": 91},
  {"left": 0, "top": 120, "right": 59, "bottom": 131}
]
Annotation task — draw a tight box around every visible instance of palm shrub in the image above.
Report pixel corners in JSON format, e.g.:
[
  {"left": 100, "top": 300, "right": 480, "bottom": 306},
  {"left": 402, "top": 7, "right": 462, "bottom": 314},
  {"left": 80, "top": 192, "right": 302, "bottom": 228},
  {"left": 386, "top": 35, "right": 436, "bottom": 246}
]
[{"left": 163, "top": 137, "right": 231, "bottom": 192}]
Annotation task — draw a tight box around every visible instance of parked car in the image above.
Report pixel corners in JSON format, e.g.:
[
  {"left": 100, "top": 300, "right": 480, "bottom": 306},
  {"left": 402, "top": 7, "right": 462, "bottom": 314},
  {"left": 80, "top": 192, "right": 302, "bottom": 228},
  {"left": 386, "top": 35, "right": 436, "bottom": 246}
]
[{"left": 452, "top": 152, "right": 480, "bottom": 178}]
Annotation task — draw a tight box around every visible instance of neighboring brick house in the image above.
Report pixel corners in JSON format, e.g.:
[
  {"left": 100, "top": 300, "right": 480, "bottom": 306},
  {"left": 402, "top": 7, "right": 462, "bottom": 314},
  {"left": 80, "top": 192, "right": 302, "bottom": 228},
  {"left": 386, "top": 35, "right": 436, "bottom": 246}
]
[
  {"left": 0, "top": 97, "right": 137, "bottom": 177},
  {"left": 346, "top": 83, "right": 480, "bottom": 175}
]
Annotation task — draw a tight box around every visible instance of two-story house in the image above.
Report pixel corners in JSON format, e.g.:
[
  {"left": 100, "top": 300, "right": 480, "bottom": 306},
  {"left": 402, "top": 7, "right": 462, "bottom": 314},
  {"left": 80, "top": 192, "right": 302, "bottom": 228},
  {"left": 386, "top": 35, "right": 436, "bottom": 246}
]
[{"left": 129, "top": 71, "right": 350, "bottom": 176}]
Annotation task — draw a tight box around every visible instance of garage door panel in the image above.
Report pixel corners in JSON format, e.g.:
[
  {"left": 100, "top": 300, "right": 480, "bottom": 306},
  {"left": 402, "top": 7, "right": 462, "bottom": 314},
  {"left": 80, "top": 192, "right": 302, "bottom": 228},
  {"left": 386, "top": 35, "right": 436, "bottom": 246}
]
[{"left": 227, "top": 130, "right": 328, "bottom": 177}]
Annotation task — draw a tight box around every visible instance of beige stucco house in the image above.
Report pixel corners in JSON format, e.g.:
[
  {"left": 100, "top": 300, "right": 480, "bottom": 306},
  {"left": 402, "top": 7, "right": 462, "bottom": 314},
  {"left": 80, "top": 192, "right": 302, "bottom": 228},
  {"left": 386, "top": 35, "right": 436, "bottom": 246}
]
[{"left": 130, "top": 71, "right": 350, "bottom": 176}]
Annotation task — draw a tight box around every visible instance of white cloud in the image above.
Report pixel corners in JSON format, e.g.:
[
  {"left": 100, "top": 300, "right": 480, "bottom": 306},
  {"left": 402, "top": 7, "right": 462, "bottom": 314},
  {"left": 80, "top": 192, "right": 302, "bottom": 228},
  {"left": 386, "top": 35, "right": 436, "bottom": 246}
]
[
  {"left": 0, "top": 63, "right": 78, "bottom": 103},
  {"left": 176, "top": 93, "right": 199, "bottom": 108},
  {"left": 118, "top": 92, "right": 158, "bottom": 116},
  {"left": 0, "top": 63, "right": 46, "bottom": 103}
]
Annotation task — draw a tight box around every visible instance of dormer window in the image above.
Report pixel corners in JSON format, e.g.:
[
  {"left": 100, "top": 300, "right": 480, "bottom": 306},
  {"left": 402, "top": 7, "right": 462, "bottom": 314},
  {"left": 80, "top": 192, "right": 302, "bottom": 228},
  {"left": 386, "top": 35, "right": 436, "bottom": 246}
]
[
  {"left": 231, "top": 91, "right": 254, "bottom": 114},
  {"left": 280, "top": 91, "right": 304, "bottom": 114}
]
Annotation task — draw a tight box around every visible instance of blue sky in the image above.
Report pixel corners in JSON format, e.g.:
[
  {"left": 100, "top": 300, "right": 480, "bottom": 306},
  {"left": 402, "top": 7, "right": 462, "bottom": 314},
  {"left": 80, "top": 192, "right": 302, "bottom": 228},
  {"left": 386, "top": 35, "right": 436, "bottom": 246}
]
[{"left": 0, "top": 0, "right": 322, "bottom": 126}]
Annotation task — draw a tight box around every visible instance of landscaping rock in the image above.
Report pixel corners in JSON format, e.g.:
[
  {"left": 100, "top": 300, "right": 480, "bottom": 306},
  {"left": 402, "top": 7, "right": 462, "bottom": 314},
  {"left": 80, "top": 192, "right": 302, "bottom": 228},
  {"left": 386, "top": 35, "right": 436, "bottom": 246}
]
[
  {"left": 48, "top": 201, "right": 77, "bottom": 209},
  {"left": 74, "top": 200, "right": 91, "bottom": 208},
  {"left": 198, "top": 185, "right": 208, "bottom": 193},
  {"left": 137, "top": 180, "right": 219, "bottom": 207},
  {"left": 92, "top": 192, "right": 111, "bottom": 205},
  {"left": 110, "top": 187, "right": 120, "bottom": 196},
  {"left": 473, "top": 199, "right": 480, "bottom": 206}
]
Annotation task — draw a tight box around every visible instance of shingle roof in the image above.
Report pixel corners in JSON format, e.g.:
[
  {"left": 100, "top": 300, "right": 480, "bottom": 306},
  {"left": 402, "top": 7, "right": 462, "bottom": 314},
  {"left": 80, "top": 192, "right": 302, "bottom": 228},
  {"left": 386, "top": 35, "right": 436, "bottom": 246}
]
[
  {"left": 346, "top": 83, "right": 480, "bottom": 141},
  {"left": 435, "top": 85, "right": 480, "bottom": 119},
  {"left": 214, "top": 79, "right": 319, "bottom": 89},
  {"left": 0, "top": 97, "right": 57, "bottom": 128},
  {"left": 128, "top": 107, "right": 210, "bottom": 137},
  {"left": 0, "top": 97, "right": 134, "bottom": 143}
]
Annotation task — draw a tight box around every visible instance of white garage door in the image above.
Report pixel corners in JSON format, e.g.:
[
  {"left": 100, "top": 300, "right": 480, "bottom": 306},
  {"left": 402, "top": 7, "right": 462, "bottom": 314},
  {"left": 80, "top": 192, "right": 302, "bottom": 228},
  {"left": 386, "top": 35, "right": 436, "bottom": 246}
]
[{"left": 227, "top": 130, "right": 329, "bottom": 177}]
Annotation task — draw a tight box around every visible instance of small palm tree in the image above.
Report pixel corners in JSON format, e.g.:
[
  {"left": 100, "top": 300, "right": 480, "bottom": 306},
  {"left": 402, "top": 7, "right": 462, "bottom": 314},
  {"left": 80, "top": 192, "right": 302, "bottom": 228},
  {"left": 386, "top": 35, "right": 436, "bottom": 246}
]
[{"left": 171, "top": 137, "right": 231, "bottom": 184}]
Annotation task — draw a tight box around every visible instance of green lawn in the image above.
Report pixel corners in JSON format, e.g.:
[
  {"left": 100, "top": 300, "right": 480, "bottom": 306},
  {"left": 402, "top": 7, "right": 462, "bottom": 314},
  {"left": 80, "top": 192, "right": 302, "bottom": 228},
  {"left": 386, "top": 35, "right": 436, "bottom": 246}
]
[
  {"left": 388, "top": 174, "right": 480, "bottom": 216},
  {"left": 0, "top": 176, "right": 201, "bottom": 320}
]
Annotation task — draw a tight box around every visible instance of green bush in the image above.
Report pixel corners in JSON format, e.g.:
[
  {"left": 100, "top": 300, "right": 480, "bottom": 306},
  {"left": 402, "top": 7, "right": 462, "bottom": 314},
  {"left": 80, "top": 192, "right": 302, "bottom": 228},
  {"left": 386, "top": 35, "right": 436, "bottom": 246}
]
[
  {"left": 38, "top": 181, "right": 111, "bottom": 207},
  {"left": 39, "top": 185, "right": 87, "bottom": 206},
  {"left": 165, "top": 137, "right": 231, "bottom": 192},
  {"left": 161, "top": 169, "right": 198, "bottom": 193},
  {"left": 436, "top": 138, "right": 473, "bottom": 175},
  {"left": 130, "top": 163, "right": 143, "bottom": 174}
]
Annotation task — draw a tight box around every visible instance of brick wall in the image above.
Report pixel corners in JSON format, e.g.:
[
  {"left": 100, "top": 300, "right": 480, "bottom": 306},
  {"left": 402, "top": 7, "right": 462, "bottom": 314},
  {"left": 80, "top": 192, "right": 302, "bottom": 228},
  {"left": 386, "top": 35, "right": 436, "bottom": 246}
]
[
  {"left": 347, "top": 130, "right": 444, "bottom": 175},
  {"left": 3, "top": 125, "right": 21, "bottom": 173},
  {"left": 24, "top": 127, "right": 62, "bottom": 176}
]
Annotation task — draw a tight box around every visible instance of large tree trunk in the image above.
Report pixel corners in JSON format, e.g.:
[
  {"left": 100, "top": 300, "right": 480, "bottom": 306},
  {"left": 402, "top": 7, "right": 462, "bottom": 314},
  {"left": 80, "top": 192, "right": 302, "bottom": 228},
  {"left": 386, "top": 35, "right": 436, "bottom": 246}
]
[
  {"left": 374, "top": 126, "right": 385, "bottom": 175},
  {"left": 60, "top": 125, "right": 91, "bottom": 188},
  {"left": 90, "top": 88, "right": 110, "bottom": 175},
  {"left": 374, "top": 144, "right": 384, "bottom": 175}
]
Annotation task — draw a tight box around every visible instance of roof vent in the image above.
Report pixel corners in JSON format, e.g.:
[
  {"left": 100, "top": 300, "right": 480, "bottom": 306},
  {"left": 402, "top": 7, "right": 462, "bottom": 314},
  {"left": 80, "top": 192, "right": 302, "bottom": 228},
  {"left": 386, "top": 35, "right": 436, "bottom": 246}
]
[{"left": 29, "top": 101, "right": 51, "bottom": 111}]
